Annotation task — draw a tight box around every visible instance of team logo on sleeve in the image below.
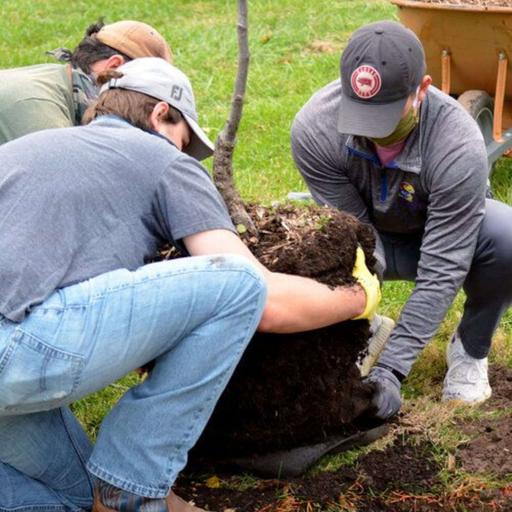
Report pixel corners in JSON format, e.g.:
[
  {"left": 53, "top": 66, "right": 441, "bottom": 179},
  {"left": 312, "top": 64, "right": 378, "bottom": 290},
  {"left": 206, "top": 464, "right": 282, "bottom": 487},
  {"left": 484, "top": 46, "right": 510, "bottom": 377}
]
[{"left": 351, "top": 65, "right": 382, "bottom": 99}]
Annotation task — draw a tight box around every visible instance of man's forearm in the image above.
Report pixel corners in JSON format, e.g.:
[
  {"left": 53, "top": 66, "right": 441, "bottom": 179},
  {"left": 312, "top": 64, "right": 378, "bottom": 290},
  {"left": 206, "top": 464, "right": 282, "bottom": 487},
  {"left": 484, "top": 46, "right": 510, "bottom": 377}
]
[
  {"left": 184, "top": 229, "right": 377, "bottom": 334},
  {"left": 377, "top": 267, "right": 468, "bottom": 377},
  {"left": 258, "top": 272, "right": 366, "bottom": 333}
]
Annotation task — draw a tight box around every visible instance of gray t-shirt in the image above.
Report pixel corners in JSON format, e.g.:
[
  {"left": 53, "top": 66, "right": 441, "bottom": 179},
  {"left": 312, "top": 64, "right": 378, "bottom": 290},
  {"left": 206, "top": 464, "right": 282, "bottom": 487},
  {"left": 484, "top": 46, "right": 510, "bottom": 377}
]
[
  {"left": 0, "top": 115, "right": 235, "bottom": 322},
  {"left": 292, "top": 81, "right": 488, "bottom": 377}
]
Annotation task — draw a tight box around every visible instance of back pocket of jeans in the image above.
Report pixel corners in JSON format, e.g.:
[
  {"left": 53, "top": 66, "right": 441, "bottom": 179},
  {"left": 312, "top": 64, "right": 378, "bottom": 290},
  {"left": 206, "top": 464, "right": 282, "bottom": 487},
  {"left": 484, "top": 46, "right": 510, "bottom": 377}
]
[{"left": 0, "top": 329, "right": 84, "bottom": 415}]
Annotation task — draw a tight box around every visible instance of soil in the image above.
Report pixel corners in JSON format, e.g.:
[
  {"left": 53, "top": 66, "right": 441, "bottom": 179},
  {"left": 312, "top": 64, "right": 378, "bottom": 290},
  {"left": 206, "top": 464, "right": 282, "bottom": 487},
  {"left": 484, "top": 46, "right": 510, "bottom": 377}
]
[
  {"left": 407, "top": 0, "right": 512, "bottom": 7},
  {"left": 177, "top": 431, "right": 512, "bottom": 511},
  {"left": 176, "top": 438, "right": 444, "bottom": 512},
  {"left": 457, "top": 365, "right": 512, "bottom": 477},
  {"left": 175, "top": 365, "right": 512, "bottom": 511},
  {"left": 356, "top": 439, "right": 440, "bottom": 494},
  {"left": 190, "top": 205, "right": 377, "bottom": 458},
  {"left": 483, "top": 363, "right": 512, "bottom": 411},
  {"left": 241, "top": 205, "right": 376, "bottom": 287},
  {"left": 459, "top": 415, "right": 512, "bottom": 476}
]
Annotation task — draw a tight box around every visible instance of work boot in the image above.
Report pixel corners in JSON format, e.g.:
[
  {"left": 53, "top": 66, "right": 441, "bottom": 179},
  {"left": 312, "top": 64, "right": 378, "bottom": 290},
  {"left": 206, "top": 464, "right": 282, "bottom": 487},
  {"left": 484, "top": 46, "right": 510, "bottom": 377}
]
[
  {"left": 93, "top": 481, "right": 208, "bottom": 512},
  {"left": 357, "top": 315, "right": 395, "bottom": 377},
  {"left": 167, "top": 490, "right": 208, "bottom": 512},
  {"left": 442, "top": 332, "right": 492, "bottom": 404}
]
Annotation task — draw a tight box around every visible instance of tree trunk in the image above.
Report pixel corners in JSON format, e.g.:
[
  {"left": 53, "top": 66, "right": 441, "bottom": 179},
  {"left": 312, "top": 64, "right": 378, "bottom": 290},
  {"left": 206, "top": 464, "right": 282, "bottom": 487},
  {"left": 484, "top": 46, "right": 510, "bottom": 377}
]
[{"left": 212, "top": 0, "right": 257, "bottom": 236}]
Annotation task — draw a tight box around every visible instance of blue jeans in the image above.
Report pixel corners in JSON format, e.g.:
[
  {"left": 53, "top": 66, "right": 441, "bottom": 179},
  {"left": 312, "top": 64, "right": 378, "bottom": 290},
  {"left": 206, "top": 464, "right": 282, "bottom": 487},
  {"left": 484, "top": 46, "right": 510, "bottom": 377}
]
[{"left": 0, "top": 255, "right": 266, "bottom": 510}]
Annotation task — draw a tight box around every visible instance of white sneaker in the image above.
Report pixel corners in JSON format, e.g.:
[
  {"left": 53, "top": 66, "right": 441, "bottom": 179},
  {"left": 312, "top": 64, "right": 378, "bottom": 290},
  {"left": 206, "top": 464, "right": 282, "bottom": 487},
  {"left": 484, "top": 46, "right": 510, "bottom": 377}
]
[
  {"left": 442, "top": 332, "right": 492, "bottom": 403},
  {"left": 357, "top": 315, "right": 395, "bottom": 377}
]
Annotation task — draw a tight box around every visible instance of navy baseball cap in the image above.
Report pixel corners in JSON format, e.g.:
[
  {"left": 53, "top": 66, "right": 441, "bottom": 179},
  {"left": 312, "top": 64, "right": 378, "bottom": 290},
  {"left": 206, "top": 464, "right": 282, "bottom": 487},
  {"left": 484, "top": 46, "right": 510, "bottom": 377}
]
[{"left": 338, "top": 21, "right": 426, "bottom": 138}]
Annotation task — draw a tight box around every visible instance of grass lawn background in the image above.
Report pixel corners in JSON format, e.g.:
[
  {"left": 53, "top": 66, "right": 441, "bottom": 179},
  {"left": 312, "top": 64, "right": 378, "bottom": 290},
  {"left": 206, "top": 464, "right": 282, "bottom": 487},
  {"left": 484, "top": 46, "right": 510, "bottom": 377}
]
[{"left": 1, "top": 0, "right": 511, "bottom": 495}]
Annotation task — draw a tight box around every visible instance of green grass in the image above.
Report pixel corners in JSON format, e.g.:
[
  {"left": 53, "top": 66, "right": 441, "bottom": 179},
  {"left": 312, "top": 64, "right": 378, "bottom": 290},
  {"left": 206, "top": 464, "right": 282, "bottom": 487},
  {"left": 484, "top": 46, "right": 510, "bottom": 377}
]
[{"left": 2, "top": 0, "right": 512, "bottom": 497}]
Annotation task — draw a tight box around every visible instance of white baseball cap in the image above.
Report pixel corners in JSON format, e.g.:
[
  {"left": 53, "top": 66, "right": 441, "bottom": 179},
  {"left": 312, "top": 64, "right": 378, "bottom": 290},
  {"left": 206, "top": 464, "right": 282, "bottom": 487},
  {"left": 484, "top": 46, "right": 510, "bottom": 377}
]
[{"left": 100, "top": 57, "right": 214, "bottom": 161}]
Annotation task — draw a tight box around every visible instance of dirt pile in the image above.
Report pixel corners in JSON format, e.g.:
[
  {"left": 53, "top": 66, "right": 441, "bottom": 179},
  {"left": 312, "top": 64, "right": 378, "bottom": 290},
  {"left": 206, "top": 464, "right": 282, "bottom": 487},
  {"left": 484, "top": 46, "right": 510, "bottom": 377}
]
[
  {"left": 406, "top": 0, "right": 512, "bottom": 7},
  {"left": 191, "top": 205, "right": 377, "bottom": 458}
]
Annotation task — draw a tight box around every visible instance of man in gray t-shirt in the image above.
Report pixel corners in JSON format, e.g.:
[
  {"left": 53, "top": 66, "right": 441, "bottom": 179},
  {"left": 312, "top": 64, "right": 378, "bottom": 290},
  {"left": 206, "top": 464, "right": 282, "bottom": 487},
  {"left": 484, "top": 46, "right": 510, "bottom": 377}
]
[
  {"left": 292, "top": 21, "right": 512, "bottom": 419},
  {"left": 0, "top": 58, "right": 380, "bottom": 512}
]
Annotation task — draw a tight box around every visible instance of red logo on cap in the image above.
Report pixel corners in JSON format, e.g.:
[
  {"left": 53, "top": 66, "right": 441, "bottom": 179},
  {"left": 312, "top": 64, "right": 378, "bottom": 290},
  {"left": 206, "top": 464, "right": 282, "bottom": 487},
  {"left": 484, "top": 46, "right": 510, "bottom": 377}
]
[{"left": 350, "top": 65, "right": 382, "bottom": 99}]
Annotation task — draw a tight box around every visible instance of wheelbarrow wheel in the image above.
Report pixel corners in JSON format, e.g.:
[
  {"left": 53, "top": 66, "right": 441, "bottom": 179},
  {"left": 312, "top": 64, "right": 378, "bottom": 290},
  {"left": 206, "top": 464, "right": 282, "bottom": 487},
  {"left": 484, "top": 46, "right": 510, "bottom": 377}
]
[{"left": 457, "top": 90, "right": 495, "bottom": 178}]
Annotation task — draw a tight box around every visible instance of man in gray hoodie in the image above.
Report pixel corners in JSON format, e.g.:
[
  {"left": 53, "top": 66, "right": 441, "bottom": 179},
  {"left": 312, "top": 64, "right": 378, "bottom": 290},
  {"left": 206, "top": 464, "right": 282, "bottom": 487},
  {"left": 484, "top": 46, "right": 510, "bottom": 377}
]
[{"left": 291, "top": 20, "right": 512, "bottom": 419}]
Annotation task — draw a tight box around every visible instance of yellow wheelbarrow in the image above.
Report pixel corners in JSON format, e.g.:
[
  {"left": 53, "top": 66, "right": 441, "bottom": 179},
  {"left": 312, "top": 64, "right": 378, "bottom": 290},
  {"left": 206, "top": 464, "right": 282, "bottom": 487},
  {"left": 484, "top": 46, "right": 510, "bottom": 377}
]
[{"left": 392, "top": 0, "right": 512, "bottom": 173}]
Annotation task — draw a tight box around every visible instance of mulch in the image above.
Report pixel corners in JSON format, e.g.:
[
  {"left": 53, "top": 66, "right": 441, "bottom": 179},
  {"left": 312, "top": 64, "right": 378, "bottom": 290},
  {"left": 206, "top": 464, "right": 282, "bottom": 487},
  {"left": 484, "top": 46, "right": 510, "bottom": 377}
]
[{"left": 406, "top": 0, "right": 512, "bottom": 7}]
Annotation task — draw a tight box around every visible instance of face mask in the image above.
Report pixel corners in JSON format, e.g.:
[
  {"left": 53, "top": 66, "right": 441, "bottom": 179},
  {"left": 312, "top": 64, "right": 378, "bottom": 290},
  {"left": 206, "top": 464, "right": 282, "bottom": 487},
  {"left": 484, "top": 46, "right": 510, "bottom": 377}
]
[{"left": 370, "top": 87, "right": 421, "bottom": 147}]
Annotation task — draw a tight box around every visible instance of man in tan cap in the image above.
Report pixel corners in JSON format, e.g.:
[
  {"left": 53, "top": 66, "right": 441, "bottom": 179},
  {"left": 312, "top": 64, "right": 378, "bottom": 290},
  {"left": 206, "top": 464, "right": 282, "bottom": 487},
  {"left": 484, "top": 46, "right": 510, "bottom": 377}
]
[{"left": 0, "top": 19, "right": 172, "bottom": 144}]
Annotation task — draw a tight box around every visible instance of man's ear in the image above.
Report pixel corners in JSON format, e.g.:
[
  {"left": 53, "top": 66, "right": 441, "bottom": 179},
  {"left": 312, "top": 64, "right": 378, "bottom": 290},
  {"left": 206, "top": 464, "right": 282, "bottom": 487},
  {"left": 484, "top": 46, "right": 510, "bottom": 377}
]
[
  {"left": 149, "top": 101, "right": 170, "bottom": 131},
  {"left": 418, "top": 75, "right": 433, "bottom": 102},
  {"left": 103, "top": 54, "right": 125, "bottom": 70}
]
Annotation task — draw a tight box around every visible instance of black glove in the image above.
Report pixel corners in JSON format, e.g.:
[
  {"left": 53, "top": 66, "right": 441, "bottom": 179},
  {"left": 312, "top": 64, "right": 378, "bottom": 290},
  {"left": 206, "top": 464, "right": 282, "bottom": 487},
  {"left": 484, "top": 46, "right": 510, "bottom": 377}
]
[{"left": 364, "top": 366, "right": 402, "bottom": 420}]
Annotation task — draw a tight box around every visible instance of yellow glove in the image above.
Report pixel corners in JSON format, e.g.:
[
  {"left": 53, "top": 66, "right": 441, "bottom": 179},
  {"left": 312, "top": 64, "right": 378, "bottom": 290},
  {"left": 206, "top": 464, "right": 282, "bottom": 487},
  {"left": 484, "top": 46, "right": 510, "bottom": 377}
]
[{"left": 352, "top": 246, "right": 381, "bottom": 320}]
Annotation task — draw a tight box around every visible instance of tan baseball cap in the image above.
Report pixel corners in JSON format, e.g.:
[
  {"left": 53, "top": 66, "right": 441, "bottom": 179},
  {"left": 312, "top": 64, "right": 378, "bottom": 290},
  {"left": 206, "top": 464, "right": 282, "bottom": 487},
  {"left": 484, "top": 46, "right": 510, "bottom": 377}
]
[{"left": 96, "top": 20, "right": 173, "bottom": 63}]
